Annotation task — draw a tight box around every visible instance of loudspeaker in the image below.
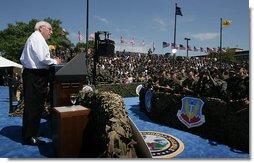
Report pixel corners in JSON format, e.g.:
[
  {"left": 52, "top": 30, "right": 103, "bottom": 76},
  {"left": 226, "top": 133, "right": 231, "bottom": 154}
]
[{"left": 98, "top": 39, "right": 115, "bottom": 57}]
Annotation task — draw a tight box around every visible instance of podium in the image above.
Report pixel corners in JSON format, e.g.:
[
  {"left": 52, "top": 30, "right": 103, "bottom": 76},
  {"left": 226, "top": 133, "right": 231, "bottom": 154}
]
[
  {"left": 50, "top": 53, "right": 88, "bottom": 107},
  {"left": 51, "top": 105, "right": 91, "bottom": 158}
]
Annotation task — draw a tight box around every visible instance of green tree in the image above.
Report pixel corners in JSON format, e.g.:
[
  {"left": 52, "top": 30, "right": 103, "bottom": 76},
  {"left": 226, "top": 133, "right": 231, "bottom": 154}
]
[
  {"left": 0, "top": 18, "right": 72, "bottom": 63},
  {"left": 76, "top": 40, "right": 95, "bottom": 51},
  {"left": 207, "top": 48, "right": 238, "bottom": 63}
]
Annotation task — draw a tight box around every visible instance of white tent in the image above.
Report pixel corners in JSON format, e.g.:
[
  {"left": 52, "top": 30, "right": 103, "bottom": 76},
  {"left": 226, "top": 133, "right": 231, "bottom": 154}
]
[
  {"left": 0, "top": 56, "right": 22, "bottom": 69},
  {"left": 0, "top": 56, "right": 22, "bottom": 112}
]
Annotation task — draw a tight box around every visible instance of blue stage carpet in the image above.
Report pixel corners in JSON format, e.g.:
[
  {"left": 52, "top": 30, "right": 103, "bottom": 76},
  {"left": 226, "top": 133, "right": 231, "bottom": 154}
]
[
  {"left": 0, "top": 86, "right": 54, "bottom": 158},
  {"left": 124, "top": 97, "right": 250, "bottom": 159},
  {"left": 0, "top": 86, "right": 250, "bottom": 158}
]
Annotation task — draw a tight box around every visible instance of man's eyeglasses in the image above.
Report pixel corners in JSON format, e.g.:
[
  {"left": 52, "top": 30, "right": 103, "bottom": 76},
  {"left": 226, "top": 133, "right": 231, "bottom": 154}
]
[{"left": 41, "top": 26, "right": 53, "bottom": 33}]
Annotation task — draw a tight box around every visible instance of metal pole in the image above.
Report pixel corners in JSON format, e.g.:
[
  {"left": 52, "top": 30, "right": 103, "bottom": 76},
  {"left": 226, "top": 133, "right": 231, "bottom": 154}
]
[
  {"left": 85, "top": 0, "right": 92, "bottom": 84},
  {"left": 219, "top": 18, "right": 222, "bottom": 69},
  {"left": 86, "top": 0, "right": 89, "bottom": 55},
  {"left": 186, "top": 40, "right": 189, "bottom": 57},
  {"left": 173, "top": 3, "right": 177, "bottom": 47},
  {"left": 93, "top": 32, "right": 99, "bottom": 86},
  {"left": 8, "top": 68, "right": 13, "bottom": 113},
  {"left": 184, "top": 37, "right": 190, "bottom": 57},
  {"left": 172, "top": 3, "right": 177, "bottom": 69}
]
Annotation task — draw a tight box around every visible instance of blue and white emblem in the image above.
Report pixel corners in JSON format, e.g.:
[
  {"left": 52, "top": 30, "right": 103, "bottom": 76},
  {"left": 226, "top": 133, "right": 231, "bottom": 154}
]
[{"left": 177, "top": 97, "right": 205, "bottom": 128}]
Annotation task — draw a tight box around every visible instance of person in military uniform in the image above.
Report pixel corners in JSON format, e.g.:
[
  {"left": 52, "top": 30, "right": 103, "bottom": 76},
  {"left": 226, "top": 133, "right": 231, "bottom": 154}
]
[
  {"left": 181, "top": 69, "right": 198, "bottom": 96},
  {"left": 226, "top": 66, "right": 249, "bottom": 102},
  {"left": 167, "top": 70, "right": 182, "bottom": 94},
  {"left": 196, "top": 67, "right": 227, "bottom": 100}
]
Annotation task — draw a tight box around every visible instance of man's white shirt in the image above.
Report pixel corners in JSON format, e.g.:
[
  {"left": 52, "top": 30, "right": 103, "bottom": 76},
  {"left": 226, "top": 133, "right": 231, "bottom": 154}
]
[{"left": 20, "top": 31, "right": 57, "bottom": 69}]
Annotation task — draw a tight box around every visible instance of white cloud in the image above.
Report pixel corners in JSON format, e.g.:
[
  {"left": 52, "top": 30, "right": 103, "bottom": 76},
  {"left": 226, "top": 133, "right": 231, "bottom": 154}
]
[
  {"left": 93, "top": 15, "right": 111, "bottom": 24},
  {"left": 153, "top": 17, "right": 168, "bottom": 31},
  {"left": 191, "top": 32, "right": 219, "bottom": 41}
]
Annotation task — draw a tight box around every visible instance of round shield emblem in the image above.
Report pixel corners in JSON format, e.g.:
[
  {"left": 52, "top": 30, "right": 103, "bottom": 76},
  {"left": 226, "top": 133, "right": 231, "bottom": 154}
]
[{"left": 141, "top": 131, "right": 184, "bottom": 158}]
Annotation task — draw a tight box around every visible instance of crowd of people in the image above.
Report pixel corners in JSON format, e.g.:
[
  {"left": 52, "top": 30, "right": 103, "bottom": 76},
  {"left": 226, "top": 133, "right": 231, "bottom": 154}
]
[
  {"left": 89, "top": 51, "right": 249, "bottom": 103},
  {"left": 1, "top": 48, "right": 249, "bottom": 104}
]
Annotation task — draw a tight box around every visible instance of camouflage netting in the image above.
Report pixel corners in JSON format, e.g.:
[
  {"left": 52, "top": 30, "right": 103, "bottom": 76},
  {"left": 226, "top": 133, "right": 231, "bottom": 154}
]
[
  {"left": 139, "top": 88, "right": 249, "bottom": 153},
  {"left": 96, "top": 82, "right": 142, "bottom": 97},
  {"left": 79, "top": 90, "right": 138, "bottom": 158}
]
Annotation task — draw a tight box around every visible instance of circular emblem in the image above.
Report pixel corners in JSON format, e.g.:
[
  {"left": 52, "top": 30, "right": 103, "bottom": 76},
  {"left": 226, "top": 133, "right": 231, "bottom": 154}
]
[
  {"left": 136, "top": 84, "right": 143, "bottom": 96},
  {"left": 145, "top": 89, "right": 152, "bottom": 112},
  {"left": 141, "top": 131, "right": 184, "bottom": 158}
]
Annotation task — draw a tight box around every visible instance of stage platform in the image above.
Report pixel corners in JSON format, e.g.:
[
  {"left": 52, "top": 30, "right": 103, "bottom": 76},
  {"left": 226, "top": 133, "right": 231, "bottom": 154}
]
[{"left": 0, "top": 86, "right": 250, "bottom": 158}]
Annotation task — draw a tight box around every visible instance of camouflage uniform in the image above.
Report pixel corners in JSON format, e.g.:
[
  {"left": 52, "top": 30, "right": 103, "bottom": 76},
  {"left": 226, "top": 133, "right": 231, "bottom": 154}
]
[{"left": 181, "top": 70, "right": 198, "bottom": 96}]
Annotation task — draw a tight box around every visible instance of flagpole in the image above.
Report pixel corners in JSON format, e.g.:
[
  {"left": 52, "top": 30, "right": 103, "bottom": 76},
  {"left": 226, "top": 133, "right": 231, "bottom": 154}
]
[
  {"left": 85, "top": 0, "right": 90, "bottom": 84},
  {"left": 152, "top": 42, "right": 154, "bottom": 53},
  {"left": 142, "top": 43, "right": 144, "bottom": 53},
  {"left": 173, "top": 3, "right": 177, "bottom": 48},
  {"left": 184, "top": 37, "right": 191, "bottom": 57},
  {"left": 219, "top": 18, "right": 222, "bottom": 69},
  {"left": 120, "top": 39, "right": 121, "bottom": 52},
  {"left": 86, "top": 0, "right": 89, "bottom": 54},
  {"left": 173, "top": 3, "right": 177, "bottom": 69}
]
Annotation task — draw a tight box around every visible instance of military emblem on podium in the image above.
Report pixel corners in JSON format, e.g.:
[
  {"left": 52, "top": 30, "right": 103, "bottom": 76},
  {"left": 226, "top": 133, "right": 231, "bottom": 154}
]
[{"left": 177, "top": 97, "right": 205, "bottom": 128}]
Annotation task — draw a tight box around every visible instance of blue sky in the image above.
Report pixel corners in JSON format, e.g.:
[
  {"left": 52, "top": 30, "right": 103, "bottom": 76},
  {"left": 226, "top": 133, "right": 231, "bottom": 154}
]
[{"left": 0, "top": 0, "right": 250, "bottom": 56}]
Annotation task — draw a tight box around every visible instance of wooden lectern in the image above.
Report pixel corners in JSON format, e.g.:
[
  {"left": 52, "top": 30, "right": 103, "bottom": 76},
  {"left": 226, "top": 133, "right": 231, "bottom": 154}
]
[
  {"left": 51, "top": 105, "right": 91, "bottom": 158},
  {"left": 50, "top": 53, "right": 88, "bottom": 107},
  {"left": 50, "top": 53, "right": 91, "bottom": 157}
]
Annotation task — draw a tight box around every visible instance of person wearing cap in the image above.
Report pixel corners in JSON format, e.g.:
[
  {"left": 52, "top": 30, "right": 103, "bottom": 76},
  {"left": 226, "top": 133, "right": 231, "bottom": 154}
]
[{"left": 20, "top": 21, "right": 61, "bottom": 146}]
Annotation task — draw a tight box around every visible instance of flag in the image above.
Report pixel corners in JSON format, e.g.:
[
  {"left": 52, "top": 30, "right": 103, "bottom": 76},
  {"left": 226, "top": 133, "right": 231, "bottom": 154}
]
[
  {"left": 176, "top": 6, "right": 183, "bottom": 16},
  {"left": 130, "top": 38, "right": 135, "bottom": 46},
  {"left": 171, "top": 43, "right": 178, "bottom": 49},
  {"left": 179, "top": 44, "right": 186, "bottom": 50},
  {"left": 222, "top": 20, "right": 232, "bottom": 27},
  {"left": 141, "top": 40, "right": 145, "bottom": 46},
  {"left": 78, "top": 31, "right": 83, "bottom": 41},
  {"left": 120, "top": 37, "right": 127, "bottom": 44},
  {"left": 89, "top": 33, "right": 95, "bottom": 40},
  {"left": 206, "top": 47, "right": 212, "bottom": 52},
  {"left": 212, "top": 47, "right": 217, "bottom": 52},
  {"left": 194, "top": 46, "right": 199, "bottom": 52},
  {"left": 163, "top": 42, "right": 170, "bottom": 48},
  {"left": 187, "top": 45, "right": 193, "bottom": 51},
  {"left": 200, "top": 47, "right": 204, "bottom": 52}
]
